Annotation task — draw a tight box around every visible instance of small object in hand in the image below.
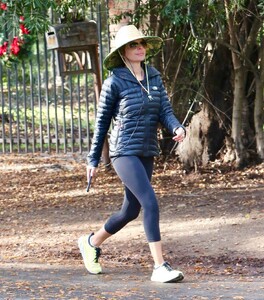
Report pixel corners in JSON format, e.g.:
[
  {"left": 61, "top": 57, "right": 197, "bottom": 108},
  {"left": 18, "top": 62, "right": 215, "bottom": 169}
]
[{"left": 86, "top": 175, "right": 92, "bottom": 192}]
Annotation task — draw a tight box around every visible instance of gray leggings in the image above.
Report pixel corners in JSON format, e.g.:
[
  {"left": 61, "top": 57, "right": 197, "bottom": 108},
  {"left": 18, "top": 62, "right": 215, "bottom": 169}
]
[{"left": 104, "top": 156, "right": 161, "bottom": 242}]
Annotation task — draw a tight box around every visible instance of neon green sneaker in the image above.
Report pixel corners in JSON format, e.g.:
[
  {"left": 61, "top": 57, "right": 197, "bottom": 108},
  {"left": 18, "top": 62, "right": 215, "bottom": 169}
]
[{"left": 78, "top": 233, "right": 102, "bottom": 274}]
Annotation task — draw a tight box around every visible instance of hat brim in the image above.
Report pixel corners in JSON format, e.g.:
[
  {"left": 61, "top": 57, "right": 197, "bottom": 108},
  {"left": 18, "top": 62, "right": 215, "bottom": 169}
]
[{"left": 104, "top": 36, "right": 163, "bottom": 71}]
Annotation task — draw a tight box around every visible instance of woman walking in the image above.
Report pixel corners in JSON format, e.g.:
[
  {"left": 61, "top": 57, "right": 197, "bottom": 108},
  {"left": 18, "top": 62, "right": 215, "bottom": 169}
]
[{"left": 78, "top": 25, "right": 186, "bottom": 283}]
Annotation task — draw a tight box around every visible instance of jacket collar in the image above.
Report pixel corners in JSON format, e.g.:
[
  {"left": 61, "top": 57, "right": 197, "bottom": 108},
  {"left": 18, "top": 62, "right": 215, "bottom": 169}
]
[{"left": 112, "top": 65, "right": 160, "bottom": 83}]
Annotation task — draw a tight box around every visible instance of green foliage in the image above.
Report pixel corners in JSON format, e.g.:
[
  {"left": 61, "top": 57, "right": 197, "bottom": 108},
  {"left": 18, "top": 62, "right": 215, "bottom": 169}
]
[
  {"left": 229, "top": 0, "right": 246, "bottom": 11},
  {"left": 0, "top": 0, "right": 55, "bottom": 66},
  {"left": 0, "top": 0, "right": 55, "bottom": 36},
  {"left": 0, "top": 0, "right": 99, "bottom": 36},
  {"left": 257, "top": 0, "right": 264, "bottom": 15},
  {"left": 0, "top": 0, "right": 99, "bottom": 66},
  {"left": 55, "top": 0, "right": 91, "bottom": 23},
  {"left": 160, "top": 0, "right": 189, "bottom": 25}
]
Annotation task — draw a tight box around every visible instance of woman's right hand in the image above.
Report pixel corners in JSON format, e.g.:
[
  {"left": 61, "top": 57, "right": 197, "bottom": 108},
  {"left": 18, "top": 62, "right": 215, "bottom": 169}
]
[{"left": 87, "top": 165, "right": 97, "bottom": 182}]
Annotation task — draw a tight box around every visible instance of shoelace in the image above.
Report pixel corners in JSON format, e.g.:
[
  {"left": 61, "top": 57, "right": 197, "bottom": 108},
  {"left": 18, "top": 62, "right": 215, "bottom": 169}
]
[
  {"left": 94, "top": 247, "right": 101, "bottom": 263},
  {"left": 163, "top": 262, "right": 173, "bottom": 271}
]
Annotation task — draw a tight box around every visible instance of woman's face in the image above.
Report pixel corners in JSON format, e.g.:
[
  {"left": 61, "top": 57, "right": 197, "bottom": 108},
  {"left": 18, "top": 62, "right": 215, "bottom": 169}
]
[{"left": 123, "top": 39, "right": 147, "bottom": 63}]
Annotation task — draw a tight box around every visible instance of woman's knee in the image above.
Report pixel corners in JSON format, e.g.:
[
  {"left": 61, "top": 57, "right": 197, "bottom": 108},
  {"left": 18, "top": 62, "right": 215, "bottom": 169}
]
[
  {"left": 143, "top": 199, "right": 159, "bottom": 216},
  {"left": 125, "top": 208, "right": 140, "bottom": 221}
]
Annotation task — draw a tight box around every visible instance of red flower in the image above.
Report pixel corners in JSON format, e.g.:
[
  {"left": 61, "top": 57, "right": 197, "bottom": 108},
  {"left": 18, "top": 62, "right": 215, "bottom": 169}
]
[
  {"left": 0, "top": 2, "right": 7, "bottom": 10},
  {"left": 10, "top": 37, "right": 22, "bottom": 55},
  {"left": 0, "top": 41, "right": 8, "bottom": 56},
  {"left": 0, "top": 15, "right": 33, "bottom": 64},
  {"left": 20, "top": 24, "right": 30, "bottom": 35}
]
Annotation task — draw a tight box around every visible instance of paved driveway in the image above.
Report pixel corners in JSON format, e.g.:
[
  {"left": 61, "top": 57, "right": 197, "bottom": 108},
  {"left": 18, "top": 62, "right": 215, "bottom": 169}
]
[{"left": 1, "top": 262, "right": 263, "bottom": 299}]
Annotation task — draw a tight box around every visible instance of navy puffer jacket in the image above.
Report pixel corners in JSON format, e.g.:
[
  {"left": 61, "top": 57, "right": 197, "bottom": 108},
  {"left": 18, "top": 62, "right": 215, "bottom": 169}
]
[{"left": 87, "top": 65, "right": 183, "bottom": 167}]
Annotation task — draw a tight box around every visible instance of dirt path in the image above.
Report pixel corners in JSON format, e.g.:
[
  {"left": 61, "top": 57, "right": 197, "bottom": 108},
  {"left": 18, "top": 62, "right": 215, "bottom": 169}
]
[{"left": 0, "top": 154, "right": 263, "bottom": 299}]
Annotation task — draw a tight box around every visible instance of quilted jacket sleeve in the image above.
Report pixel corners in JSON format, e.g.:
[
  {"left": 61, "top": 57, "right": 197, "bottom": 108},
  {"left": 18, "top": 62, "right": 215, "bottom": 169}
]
[
  {"left": 158, "top": 76, "right": 184, "bottom": 134},
  {"left": 87, "top": 76, "right": 118, "bottom": 167}
]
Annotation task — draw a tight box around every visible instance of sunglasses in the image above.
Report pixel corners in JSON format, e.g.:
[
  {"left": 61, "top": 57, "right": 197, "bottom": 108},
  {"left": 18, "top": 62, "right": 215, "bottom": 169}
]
[{"left": 128, "top": 40, "right": 147, "bottom": 49}]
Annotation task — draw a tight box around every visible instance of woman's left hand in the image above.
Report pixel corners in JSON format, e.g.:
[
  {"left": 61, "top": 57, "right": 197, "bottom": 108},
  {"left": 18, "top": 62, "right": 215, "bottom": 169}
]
[{"left": 172, "top": 127, "right": 186, "bottom": 143}]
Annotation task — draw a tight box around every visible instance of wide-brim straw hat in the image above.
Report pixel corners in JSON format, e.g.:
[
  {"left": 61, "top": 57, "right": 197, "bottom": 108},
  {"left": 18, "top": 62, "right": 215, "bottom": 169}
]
[{"left": 104, "top": 25, "right": 163, "bottom": 70}]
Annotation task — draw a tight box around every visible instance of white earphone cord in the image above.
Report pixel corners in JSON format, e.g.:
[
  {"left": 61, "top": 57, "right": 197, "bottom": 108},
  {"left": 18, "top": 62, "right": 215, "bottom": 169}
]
[{"left": 118, "top": 50, "right": 151, "bottom": 97}]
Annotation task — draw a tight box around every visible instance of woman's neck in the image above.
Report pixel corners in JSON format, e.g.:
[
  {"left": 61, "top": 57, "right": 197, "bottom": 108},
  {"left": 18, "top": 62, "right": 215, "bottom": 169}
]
[
  {"left": 125, "top": 60, "right": 144, "bottom": 81},
  {"left": 133, "top": 67, "right": 144, "bottom": 81}
]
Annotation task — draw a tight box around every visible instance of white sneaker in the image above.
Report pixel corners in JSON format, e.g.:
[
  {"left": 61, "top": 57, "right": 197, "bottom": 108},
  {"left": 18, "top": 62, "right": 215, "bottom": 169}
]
[{"left": 151, "top": 262, "right": 184, "bottom": 283}]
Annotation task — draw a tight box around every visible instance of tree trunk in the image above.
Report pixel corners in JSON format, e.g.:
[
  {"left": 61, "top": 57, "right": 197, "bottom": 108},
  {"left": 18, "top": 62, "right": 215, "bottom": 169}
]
[
  {"left": 253, "top": 34, "right": 264, "bottom": 160},
  {"left": 254, "top": 77, "right": 264, "bottom": 159},
  {"left": 255, "top": 40, "right": 264, "bottom": 161},
  {"left": 92, "top": 52, "right": 110, "bottom": 165},
  {"left": 176, "top": 45, "right": 232, "bottom": 170},
  {"left": 224, "top": 0, "right": 251, "bottom": 167},
  {"left": 231, "top": 66, "right": 247, "bottom": 167}
]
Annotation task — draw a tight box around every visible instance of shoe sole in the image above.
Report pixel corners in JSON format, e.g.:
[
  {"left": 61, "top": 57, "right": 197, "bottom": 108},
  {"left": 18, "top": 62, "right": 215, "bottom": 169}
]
[
  {"left": 151, "top": 273, "right": 184, "bottom": 283},
  {"left": 165, "top": 273, "right": 184, "bottom": 283}
]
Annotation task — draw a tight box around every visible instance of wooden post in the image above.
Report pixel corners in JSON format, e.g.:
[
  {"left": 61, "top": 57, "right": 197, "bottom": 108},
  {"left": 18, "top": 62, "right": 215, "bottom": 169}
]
[{"left": 92, "top": 45, "right": 110, "bottom": 166}]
